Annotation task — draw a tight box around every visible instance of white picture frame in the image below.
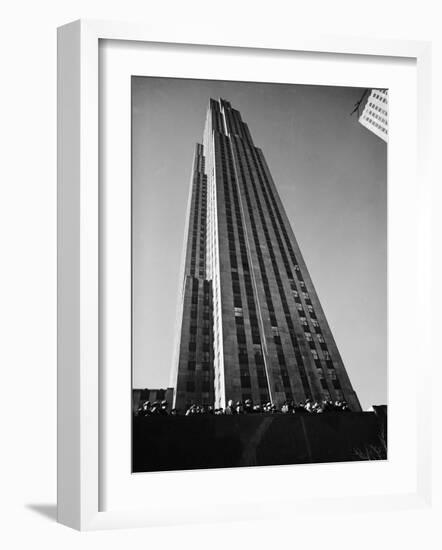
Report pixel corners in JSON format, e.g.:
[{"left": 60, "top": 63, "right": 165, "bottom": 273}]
[{"left": 57, "top": 19, "right": 432, "bottom": 531}]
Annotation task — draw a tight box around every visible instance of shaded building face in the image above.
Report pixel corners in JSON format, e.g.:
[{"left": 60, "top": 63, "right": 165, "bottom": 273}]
[{"left": 173, "top": 98, "right": 361, "bottom": 412}]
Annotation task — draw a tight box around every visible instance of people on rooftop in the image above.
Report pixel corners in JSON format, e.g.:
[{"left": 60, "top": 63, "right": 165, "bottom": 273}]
[{"left": 136, "top": 397, "right": 350, "bottom": 416}]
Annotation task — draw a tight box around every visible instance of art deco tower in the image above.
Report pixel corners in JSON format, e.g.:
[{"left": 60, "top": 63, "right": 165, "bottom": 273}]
[{"left": 172, "top": 98, "right": 361, "bottom": 412}]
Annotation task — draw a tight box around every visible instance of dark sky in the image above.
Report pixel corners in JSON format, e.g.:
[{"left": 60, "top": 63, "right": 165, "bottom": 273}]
[{"left": 132, "top": 77, "right": 387, "bottom": 410}]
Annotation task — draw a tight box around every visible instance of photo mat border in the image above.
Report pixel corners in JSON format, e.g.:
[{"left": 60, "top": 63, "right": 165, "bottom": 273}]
[{"left": 99, "top": 37, "right": 419, "bottom": 521}]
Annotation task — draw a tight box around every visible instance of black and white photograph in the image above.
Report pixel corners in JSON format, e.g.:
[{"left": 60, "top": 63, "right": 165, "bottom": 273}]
[
  {"left": 3, "top": 0, "right": 437, "bottom": 541},
  {"left": 131, "top": 77, "right": 388, "bottom": 472}
]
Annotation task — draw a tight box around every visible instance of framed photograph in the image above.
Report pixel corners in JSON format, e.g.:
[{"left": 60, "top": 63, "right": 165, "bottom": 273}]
[{"left": 57, "top": 19, "right": 432, "bottom": 530}]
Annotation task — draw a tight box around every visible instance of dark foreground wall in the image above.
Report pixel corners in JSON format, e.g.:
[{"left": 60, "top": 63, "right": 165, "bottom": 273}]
[{"left": 133, "top": 411, "right": 387, "bottom": 472}]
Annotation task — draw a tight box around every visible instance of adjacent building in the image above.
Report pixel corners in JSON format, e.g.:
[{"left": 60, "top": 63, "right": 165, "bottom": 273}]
[
  {"left": 357, "top": 89, "right": 388, "bottom": 142},
  {"left": 171, "top": 98, "right": 362, "bottom": 412}
]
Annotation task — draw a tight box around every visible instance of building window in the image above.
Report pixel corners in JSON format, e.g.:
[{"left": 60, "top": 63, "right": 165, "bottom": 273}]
[
  {"left": 188, "top": 361, "right": 196, "bottom": 371},
  {"left": 239, "top": 352, "right": 248, "bottom": 364},
  {"left": 237, "top": 342, "right": 247, "bottom": 353},
  {"left": 234, "top": 307, "right": 243, "bottom": 317},
  {"left": 249, "top": 315, "right": 259, "bottom": 328},
  {"left": 186, "top": 381, "right": 195, "bottom": 392}
]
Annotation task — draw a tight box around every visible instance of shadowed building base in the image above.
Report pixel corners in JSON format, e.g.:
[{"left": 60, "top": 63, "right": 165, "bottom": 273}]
[{"left": 133, "top": 411, "right": 387, "bottom": 472}]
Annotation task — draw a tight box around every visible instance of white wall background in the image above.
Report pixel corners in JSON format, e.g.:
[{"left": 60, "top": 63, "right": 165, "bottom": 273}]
[{"left": 0, "top": 0, "right": 440, "bottom": 547}]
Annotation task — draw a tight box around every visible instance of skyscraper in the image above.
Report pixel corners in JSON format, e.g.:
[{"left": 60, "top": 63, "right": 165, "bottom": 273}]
[{"left": 172, "top": 98, "right": 361, "bottom": 412}]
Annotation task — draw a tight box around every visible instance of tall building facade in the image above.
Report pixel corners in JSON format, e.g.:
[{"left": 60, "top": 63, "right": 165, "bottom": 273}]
[
  {"left": 357, "top": 89, "right": 388, "bottom": 142},
  {"left": 172, "top": 98, "right": 361, "bottom": 412}
]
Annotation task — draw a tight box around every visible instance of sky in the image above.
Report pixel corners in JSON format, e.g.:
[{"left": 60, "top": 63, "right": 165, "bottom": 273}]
[{"left": 132, "top": 77, "right": 387, "bottom": 411}]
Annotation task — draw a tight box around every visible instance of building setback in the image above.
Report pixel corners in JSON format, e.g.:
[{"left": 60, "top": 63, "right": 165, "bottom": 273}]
[{"left": 172, "top": 98, "right": 361, "bottom": 412}]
